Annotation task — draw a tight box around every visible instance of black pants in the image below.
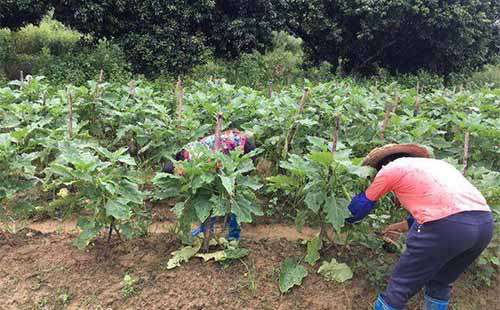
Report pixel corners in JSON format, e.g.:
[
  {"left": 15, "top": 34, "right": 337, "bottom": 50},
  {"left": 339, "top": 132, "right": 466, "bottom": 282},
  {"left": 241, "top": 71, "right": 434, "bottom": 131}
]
[{"left": 381, "top": 211, "right": 494, "bottom": 309}]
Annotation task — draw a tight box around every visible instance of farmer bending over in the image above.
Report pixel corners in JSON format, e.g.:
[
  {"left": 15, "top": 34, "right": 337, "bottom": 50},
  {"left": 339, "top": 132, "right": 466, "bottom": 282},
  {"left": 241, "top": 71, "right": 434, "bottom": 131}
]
[
  {"left": 345, "top": 144, "right": 493, "bottom": 310},
  {"left": 164, "top": 129, "right": 256, "bottom": 241}
]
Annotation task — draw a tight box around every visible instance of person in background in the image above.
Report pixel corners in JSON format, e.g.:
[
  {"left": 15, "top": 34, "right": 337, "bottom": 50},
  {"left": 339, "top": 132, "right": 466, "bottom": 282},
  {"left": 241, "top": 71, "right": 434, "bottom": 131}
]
[
  {"left": 163, "top": 129, "right": 256, "bottom": 241},
  {"left": 345, "top": 144, "right": 493, "bottom": 310}
]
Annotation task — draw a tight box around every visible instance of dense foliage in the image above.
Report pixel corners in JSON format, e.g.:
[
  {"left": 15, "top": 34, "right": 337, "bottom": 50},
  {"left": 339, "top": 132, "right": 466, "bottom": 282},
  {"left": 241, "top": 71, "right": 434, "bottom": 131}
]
[
  {"left": 281, "top": 0, "right": 500, "bottom": 74},
  {"left": 0, "top": 17, "right": 131, "bottom": 83},
  {"left": 52, "top": 0, "right": 280, "bottom": 75},
  {"left": 0, "top": 0, "right": 52, "bottom": 29},
  {"left": 47, "top": 0, "right": 499, "bottom": 75}
]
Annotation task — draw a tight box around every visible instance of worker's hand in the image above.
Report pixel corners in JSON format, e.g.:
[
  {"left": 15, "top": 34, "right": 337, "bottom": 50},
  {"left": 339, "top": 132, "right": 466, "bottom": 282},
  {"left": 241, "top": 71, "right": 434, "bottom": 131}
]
[
  {"left": 382, "top": 220, "right": 409, "bottom": 235},
  {"left": 345, "top": 192, "right": 377, "bottom": 224}
]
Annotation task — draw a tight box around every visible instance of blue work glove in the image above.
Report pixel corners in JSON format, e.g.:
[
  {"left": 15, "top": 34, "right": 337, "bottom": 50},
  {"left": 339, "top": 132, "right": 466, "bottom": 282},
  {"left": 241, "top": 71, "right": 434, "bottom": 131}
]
[
  {"left": 191, "top": 217, "right": 216, "bottom": 237},
  {"left": 345, "top": 192, "right": 376, "bottom": 224},
  {"left": 227, "top": 213, "right": 241, "bottom": 241}
]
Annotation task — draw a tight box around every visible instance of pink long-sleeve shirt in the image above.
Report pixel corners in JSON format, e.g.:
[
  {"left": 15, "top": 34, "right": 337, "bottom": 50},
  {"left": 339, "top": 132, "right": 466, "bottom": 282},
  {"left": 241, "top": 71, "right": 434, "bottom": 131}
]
[{"left": 365, "top": 158, "right": 490, "bottom": 224}]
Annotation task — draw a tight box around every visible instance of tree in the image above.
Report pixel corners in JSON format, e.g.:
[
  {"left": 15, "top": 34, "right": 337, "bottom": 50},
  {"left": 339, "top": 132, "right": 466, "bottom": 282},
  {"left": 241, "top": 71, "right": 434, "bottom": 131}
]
[
  {"left": 52, "top": 0, "right": 281, "bottom": 75},
  {"left": 280, "top": 0, "right": 500, "bottom": 75},
  {"left": 0, "top": 0, "right": 52, "bottom": 29}
]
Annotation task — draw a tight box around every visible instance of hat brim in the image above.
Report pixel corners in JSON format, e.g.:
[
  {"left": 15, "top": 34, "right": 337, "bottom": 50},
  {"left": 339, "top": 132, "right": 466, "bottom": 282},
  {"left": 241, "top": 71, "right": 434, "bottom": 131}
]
[{"left": 362, "top": 144, "right": 432, "bottom": 168}]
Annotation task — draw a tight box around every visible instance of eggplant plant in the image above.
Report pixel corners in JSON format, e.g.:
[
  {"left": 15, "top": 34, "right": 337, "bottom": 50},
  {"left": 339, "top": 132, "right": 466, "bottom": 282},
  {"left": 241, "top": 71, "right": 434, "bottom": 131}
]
[
  {"left": 267, "top": 137, "right": 374, "bottom": 262},
  {"left": 44, "top": 140, "right": 148, "bottom": 249},
  {"left": 153, "top": 145, "right": 263, "bottom": 250}
]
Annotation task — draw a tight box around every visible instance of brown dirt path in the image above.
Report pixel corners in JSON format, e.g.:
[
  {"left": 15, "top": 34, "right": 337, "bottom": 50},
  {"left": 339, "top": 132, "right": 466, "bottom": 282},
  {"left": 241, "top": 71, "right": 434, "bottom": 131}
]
[{"left": 0, "top": 228, "right": 498, "bottom": 310}]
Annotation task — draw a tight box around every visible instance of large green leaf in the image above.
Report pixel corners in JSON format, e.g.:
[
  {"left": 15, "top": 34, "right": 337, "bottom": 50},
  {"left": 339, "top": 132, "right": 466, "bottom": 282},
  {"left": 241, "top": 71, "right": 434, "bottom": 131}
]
[
  {"left": 105, "top": 199, "right": 132, "bottom": 220},
  {"left": 193, "top": 193, "right": 212, "bottom": 222},
  {"left": 74, "top": 218, "right": 102, "bottom": 250},
  {"left": 317, "top": 259, "right": 353, "bottom": 283},
  {"left": 220, "top": 175, "right": 235, "bottom": 195},
  {"left": 324, "top": 196, "right": 350, "bottom": 233},
  {"left": 304, "top": 190, "right": 326, "bottom": 214},
  {"left": 237, "top": 175, "right": 262, "bottom": 191},
  {"left": 195, "top": 250, "right": 226, "bottom": 262},
  {"left": 309, "top": 151, "right": 334, "bottom": 167},
  {"left": 304, "top": 235, "right": 321, "bottom": 266},
  {"left": 279, "top": 258, "right": 308, "bottom": 293},
  {"left": 166, "top": 243, "right": 202, "bottom": 269},
  {"left": 232, "top": 192, "right": 263, "bottom": 223}
]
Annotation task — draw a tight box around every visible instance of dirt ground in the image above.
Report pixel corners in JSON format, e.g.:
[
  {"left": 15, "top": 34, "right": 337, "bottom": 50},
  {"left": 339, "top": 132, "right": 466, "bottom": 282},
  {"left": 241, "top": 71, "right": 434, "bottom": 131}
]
[{"left": 0, "top": 224, "right": 498, "bottom": 310}]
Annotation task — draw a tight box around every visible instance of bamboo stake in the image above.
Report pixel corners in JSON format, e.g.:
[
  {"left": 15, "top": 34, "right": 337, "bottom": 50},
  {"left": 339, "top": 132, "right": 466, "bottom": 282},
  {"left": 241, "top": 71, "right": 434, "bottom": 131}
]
[
  {"left": 462, "top": 132, "right": 470, "bottom": 175},
  {"left": 331, "top": 115, "right": 340, "bottom": 153},
  {"left": 214, "top": 112, "right": 223, "bottom": 152},
  {"left": 298, "top": 87, "right": 309, "bottom": 113},
  {"left": 380, "top": 93, "right": 399, "bottom": 140},
  {"left": 176, "top": 77, "right": 184, "bottom": 120},
  {"left": 99, "top": 68, "right": 104, "bottom": 83},
  {"left": 67, "top": 89, "right": 73, "bottom": 140},
  {"left": 320, "top": 114, "right": 342, "bottom": 244},
  {"left": 413, "top": 82, "right": 420, "bottom": 116},
  {"left": 202, "top": 112, "right": 224, "bottom": 252},
  {"left": 380, "top": 104, "right": 392, "bottom": 141},
  {"left": 128, "top": 80, "right": 136, "bottom": 97},
  {"left": 282, "top": 88, "right": 309, "bottom": 159}
]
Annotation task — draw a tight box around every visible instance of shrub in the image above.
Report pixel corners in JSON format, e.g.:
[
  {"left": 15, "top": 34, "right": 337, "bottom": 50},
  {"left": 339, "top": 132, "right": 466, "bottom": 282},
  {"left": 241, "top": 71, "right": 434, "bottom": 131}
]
[
  {"left": 1, "top": 15, "right": 131, "bottom": 84},
  {"left": 467, "top": 64, "right": 500, "bottom": 88},
  {"left": 190, "top": 31, "right": 305, "bottom": 88},
  {"left": 0, "top": 28, "right": 12, "bottom": 73},
  {"left": 40, "top": 39, "right": 132, "bottom": 85},
  {"left": 12, "top": 15, "right": 81, "bottom": 56}
]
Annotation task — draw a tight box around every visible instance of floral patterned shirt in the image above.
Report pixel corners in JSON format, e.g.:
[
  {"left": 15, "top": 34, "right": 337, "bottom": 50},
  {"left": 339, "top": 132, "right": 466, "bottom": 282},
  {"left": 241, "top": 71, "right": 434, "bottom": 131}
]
[{"left": 181, "top": 129, "right": 250, "bottom": 160}]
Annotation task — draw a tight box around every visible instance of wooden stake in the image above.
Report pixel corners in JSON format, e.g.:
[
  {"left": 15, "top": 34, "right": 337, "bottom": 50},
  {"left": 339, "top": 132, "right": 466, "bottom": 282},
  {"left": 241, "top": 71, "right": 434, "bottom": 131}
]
[
  {"left": 380, "top": 93, "right": 399, "bottom": 140},
  {"left": 67, "top": 89, "right": 73, "bottom": 140},
  {"left": 298, "top": 87, "right": 309, "bottom": 113},
  {"left": 268, "top": 81, "right": 273, "bottom": 98},
  {"left": 202, "top": 112, "right": 224, "bottom": 252},
  {"left": 214, "top": 112, "right": 223, "bottom": 152},
  {"left": 413, "top": 82, "right": 420, "bottom": 116},
  {"left": 462, "top": 132, "right": 470, "bottom": 175},
  {"left": 98, "top": 68, "right": 104, "bottom": 83},
  {"left": 128, "top": 80, "right": 136, "bottom": 97},
  {"left": 176, "top": 77, "right": 184, "bottom": 120},
  {"left": 380, "top": 104, "right": 392, "bottom": 140},
  {"left": 20, "top": 71, "right": 24, "bottom": 83},
  {"left": 282, "top": 88, "right": 310, "bottom": 159},
  {"left": 331, "top": 115, "right": 341, "bottom": 153}
]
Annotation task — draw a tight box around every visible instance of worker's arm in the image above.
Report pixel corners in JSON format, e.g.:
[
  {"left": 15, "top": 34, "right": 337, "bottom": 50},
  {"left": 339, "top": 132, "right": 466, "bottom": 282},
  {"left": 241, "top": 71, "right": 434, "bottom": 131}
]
[{"left": 346, "top": 163, "right": 399, "bottom": 223}]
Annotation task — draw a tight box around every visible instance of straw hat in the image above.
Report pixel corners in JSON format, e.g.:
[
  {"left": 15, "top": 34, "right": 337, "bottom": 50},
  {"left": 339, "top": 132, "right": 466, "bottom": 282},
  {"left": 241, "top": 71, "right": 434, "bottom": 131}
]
[{"left": 362, "top": 144, "right": 432, "bottom": 168}]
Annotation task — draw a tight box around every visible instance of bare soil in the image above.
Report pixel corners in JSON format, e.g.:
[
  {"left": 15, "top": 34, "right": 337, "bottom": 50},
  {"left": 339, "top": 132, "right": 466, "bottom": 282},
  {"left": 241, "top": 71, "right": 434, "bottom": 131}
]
[{"left": 0, "top": 213, "right": 498, "bottom": 309}]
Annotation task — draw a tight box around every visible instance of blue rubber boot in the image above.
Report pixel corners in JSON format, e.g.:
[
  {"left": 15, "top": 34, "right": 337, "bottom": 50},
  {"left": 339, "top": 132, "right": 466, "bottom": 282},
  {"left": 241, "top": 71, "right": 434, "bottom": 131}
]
[
  {"left": 227, "top": 213, "right": 241, "bottom": 241},
  {"left": 374, "top": 295, "right": 401, "bottom": 310},
  {"left": 191, "top": 217, "right": 216, "bottom": 237},
  {"left": 424, "top": 295, "right": 449, "bottom": 310}
]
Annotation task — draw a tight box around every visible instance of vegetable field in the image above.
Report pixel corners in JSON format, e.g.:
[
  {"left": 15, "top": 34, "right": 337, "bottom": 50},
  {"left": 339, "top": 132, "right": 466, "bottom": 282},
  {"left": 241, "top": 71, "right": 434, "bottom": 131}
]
[{"left": 0, "top": 76, "right": 498, "bottom": 309}]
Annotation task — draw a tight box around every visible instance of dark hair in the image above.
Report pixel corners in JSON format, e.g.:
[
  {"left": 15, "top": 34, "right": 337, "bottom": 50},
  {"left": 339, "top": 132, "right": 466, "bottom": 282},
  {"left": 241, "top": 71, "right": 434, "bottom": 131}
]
[
  {"left": 163, "top": 150, "right": 187, "bottom": 174},
  {"left": 175, "top": 150, "right": 185, "bottom": 161},
  {"left": 244, "top": 138, "right": 257, "bottom": 162},
  {"left": 376, "top": 152, "right": 412, "bottom": 171}
]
